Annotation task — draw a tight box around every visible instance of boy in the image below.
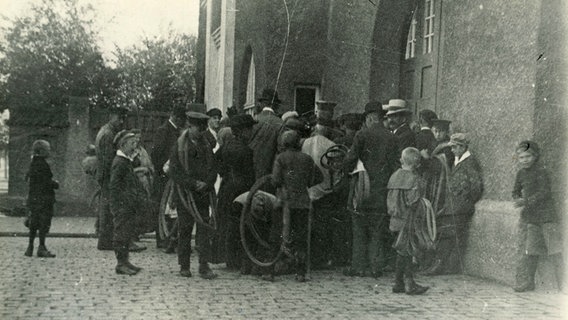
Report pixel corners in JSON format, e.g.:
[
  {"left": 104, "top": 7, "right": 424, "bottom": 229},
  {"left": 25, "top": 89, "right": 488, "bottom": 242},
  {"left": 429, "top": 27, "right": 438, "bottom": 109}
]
[
  {"left": 387, "top": 147, "right": 432, "bottom": 295},
  {"left": 512, "top": 140, "right": 563, "bottom": 292},
  {"left": 25, "top": 140, "right": 59, "bottom": 258},
  {"left": 271, "top": 130, "right": 323, "bottom": 282}
]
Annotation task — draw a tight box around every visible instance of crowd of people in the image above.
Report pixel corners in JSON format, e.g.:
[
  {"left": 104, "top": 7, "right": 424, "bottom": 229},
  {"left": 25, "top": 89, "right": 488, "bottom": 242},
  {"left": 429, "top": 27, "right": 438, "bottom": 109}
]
[{"left": 24, "top": 88, "right": 564, "bottom": 296}]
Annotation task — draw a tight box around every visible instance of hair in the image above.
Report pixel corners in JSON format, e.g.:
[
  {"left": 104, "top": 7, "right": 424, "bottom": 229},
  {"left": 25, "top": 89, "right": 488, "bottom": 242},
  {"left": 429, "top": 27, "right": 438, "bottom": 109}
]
[
  {"left": 516, "top": 140, "right": 540, "bottom": 159},
  {"left": 32, "top": 140, "right": 50, "bottom": 157},
  {"left": 401, "top": 147, "right": 421, "bottom": 168},
  {"left": 365, "top": 112, "right": 382, "bottom": 123},
  {"left": 419, "top": 109, "right": 438, "bottom": 127},
  {"left": 280, "top": 130, "right": 300, "bottom": 150}
]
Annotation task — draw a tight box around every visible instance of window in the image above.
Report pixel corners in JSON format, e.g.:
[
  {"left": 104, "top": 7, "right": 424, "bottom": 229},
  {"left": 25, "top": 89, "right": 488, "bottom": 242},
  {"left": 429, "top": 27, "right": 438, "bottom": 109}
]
[
  {"left": 294, "top": 85, "right": 320, "bottom": 117},
  {"left": 244, "top": 55, "right": 256, "bottom": 110},
  {"left": 405, "top": 9, "right": 417, "bottom": 59},
  {"left": 423, "top": 0, "right": 435, "bottom": 54}
]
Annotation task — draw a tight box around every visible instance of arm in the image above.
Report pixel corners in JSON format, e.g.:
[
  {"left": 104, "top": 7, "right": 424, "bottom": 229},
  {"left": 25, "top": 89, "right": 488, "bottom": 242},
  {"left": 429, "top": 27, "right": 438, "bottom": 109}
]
[
  {"left": 168, "top": 142, "right": 198, "bottom": 192},
  {"left": 271, "top": 155, "right": 283, "bottom": 188},
  {"left": 344, "top": 130, "right": 364, "bottom": 173},
  {"left": 524, "top": 170, "right": 551, "bottom": 208}
]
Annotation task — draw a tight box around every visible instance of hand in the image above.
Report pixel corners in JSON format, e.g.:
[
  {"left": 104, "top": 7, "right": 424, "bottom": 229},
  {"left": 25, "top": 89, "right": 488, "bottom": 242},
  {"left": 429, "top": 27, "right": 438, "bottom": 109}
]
[
  {"left": 513, "top": 198, "right": 525, "bottom": 208},
  {"left": 195, "top": 180, "right": 208, "bottom": 192}
]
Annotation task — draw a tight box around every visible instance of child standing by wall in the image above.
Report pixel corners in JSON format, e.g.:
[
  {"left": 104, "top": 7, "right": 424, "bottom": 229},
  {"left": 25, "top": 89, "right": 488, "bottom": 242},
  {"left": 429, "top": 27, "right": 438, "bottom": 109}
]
[
  {"left": 512, "top": 140, "right": 563, "bottom": 292},
  {"left": 25, "top": 140, "right": 59, "bottom": 258},
  {"left": 387, "top": 147, "right": 434, "bottom": 295}
]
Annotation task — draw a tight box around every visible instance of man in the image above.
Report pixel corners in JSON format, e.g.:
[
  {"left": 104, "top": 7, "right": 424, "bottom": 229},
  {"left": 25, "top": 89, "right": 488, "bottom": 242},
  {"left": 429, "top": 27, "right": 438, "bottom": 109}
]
[
  {"left": 95, "top": 107, "right": 128, "bottom": 251},
  {"left": 150, "top": 104, "right": 188, "bottom": 250},
  {"left": 204, "top": 108, "right": 222, "bottom": 151},
  {"left": 249, "top": 88, "right": 283, "bottom": 179},
  {"left": 425, "top": 133, "right": 483, "bottom": 275},
  {"left": 169, "top": 110, "right": 218, "bottom": 279},
  {"left": 311, "top": 100, "right": 344, "bottom": 143},
  {"left": 343, "top": 102, "right": 399, "bottom": 278},
  {"left": 415, "top": 109, "right": 438, "bottom": 156},
  {"left": 431, "top": 119, "right": 454, "bottom": 169},
  {"left": 386, "top": 99, "right": 416, "bottom": 151}
]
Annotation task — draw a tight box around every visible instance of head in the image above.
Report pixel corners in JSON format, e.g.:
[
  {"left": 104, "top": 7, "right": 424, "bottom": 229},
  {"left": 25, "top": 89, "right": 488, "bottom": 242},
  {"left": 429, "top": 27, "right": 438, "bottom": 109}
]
[
  {"left": 258, "top": 88, "right": 281, "bottom": 111},
  {"left": 114, "top": 130, "right": 137, "bottom": 156},
  {"left": 365, "top": 111, "right": 383, "bottom": 128},
  {"left": 230, "top": 114, "right": 256, "bottom": 143},
  {"left": 206, "top": 108, "right": 222, "bottom": 132},
  {"left": 186, "top": 112, "right": 209, "bottom": 136},
  {"left": 32, "top": 140, "right": 51, "bottom": 158},
  {"left": 171, "top": 104, "right": 188, "bottom": 128},
  {"left": 280, "top": 130, "right": 301, "bottom": 150},
  {"left": 109, "top": 107, "right": 128, "bottom": 129},
  {"left": 129, "top": 129, "right": 142, "bottom": 147},
  {"left": 419, "top": 109, "right": 438, "bottom": 128},
  {"left": 385, "top": 99, "right": 412, "bottom": 130},
  {"left": 515, "top": 140, "right": 540, "bottom": 169},
  {"left": 432, "top": 119, "right": 451, "bottom": 142},
  {"left": 281, "top": 111, "right": 299, "bottom": 123},
  {"left": 400, "top": 147, "right": 421, "bottom": 170},
  {"left": 448, "top": 133, "right": 469, "bottom": 158}
]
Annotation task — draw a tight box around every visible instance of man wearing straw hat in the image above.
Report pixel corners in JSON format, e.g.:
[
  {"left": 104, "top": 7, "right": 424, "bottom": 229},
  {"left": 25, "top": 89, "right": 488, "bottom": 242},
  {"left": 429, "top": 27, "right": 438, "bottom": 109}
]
[
  {"left": 168, "top": 108, "right": 218, "bottom": 279},
  {"left": 386, "top": 99, "right": 416, "bottom": 151}
]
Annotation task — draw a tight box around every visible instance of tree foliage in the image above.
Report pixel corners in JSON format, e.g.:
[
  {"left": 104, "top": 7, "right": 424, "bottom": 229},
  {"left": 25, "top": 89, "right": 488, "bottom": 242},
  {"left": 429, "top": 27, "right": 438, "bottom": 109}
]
[
  {"left": 112, "top": 31, "right": 197, "bottom": 112},
  {"left": 0, "top": 0, "right": 113, "bottom": 114}
]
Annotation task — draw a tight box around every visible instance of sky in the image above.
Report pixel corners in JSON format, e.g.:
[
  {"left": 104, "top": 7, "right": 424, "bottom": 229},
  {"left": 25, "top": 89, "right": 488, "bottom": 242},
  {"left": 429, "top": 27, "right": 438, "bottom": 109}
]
[{"left": 0, "top": 0, "right": 200, "bottom": 61}]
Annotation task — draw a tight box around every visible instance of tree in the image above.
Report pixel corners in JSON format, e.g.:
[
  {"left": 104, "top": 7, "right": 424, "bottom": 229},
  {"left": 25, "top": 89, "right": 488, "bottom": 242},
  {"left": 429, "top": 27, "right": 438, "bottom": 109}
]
[
  {"left": 112, "top": 31, "right": 197, "bottom": 112},
  {"left": 0, "top": 0, "right": 114, "bottom": 119}
]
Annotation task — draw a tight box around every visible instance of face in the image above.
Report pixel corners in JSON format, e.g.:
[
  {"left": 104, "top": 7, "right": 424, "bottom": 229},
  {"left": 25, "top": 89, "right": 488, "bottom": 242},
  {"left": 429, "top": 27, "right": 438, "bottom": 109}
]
[
  {"left": 208, "top": 116, "right": 221, "bottom": 131},
  {"left": 450, "top": 144, "right": 467, "bottom": 158},
  {"left": 387, "top": 114, "right": 404, "bottom": 130},
  {"left": 122, "top": 138, "right": 137, "bottom": 156},
  {"left": 172, "top": 115, "right": 187, "bottom": 129},
  {"left": 432, "top": 127, "right": 447, "bottom": 141},
  {"left": 186, "top": 121, "right": 201, "bottom": 136},
  {"left": 517, "top": 151, "right": 536, "bottom": 169}
]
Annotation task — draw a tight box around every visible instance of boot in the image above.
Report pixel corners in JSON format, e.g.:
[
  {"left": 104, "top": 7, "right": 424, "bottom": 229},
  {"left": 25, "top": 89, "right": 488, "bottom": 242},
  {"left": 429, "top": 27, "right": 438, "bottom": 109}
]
[
  {"left": 115, "top": 248, "right": 138, "bottom": 275},
  {"left": 392, "top": 256, "right": 405, "bottom": 293},
  {"left": 24, "top": 245, "right": 33, "bottom": 257},
  {"left": 514, "top": 255, "right": 537, "bottom": 292},
  {"left": 198, "top": 263, "right": 217, "bottom": 279},
  {"left": 404, "top": 256, "right": 429, "bottom": 295},
  {"left": 37, "top": 245, "right": 56, "bottom": 258},
  {"left": 180, "top": 265, "right": 192, "bottom": 278},
  {"left": 125, "top": 260, "right": 142, "bottom": 273},
  {"left": 128, "top": 241, "right": 147, "bottom": 252}
]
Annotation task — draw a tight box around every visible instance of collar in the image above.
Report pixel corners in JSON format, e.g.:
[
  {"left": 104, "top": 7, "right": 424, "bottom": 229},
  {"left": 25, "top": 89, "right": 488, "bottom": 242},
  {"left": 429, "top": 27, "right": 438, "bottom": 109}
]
[
  {"left": 262, "top": 107, "right": 275, "bottom": 113},
  {"left": 168, "top": 119, "right": 178, "bottom": 130},
  {"left": 208, "top": 127, "right": 218, "bottom": 140},
  {"left": 116, "top": 149, "right": 133, "bottom": 161},
  {"left": 393, "top": 123, "right": 408, "bottom": 134},
  {"left": 454, "top": 150, "right": 471, "bottom": 166},
  {"left": 421, "top": 127, "right": 431, "bottom": 131}
]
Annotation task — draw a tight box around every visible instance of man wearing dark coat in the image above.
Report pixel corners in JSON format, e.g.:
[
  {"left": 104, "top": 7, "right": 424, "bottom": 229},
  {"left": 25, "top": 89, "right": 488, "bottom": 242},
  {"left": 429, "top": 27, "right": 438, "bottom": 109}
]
[
  {"left": 204, "top": 108, "right": 222, "bottom": 150},
  {"left": 150, "top": 104, "right": 187, "bottom": 249},
  {"left": 415, "top": 109, "right": 438, "bottom": 155},
  {"left": 95, "top": 107, "right": 128, "bottom": 250},
  {"left": 216, "top": 114, "right": 256, "bottom": 269},
  {"left": 343, "top": 102, "right": 399, "bottom": 277},
  {"left": 425, "top": 133, "right": 483, "bottom": 275},
  {"left": 386, "top": 99, "right": 416, "bottom": 152},
  {"left": 169, "top": 111, "right": 218, "bottom": 279}
]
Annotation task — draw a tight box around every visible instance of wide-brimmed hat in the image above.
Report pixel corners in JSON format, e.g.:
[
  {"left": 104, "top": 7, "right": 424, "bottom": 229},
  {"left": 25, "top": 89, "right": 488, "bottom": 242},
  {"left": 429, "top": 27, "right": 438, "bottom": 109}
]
[
  {"left": 186, "top": 111, "right": 210, "bottom": 121},
  {"left": 385, "top": 99, "right": 411, "bottom": 116},
  {"left": 448, "top": 133, "right": 469, "bottom": 146},
  {"left": 258, "top": 88, "right": 282, "bottom": 104},
  {"left": 206, "top": 108, "right": 222, "bottom": 118},
  {"left": 229, "top": 114, "right": 256, "bottom": 129}
]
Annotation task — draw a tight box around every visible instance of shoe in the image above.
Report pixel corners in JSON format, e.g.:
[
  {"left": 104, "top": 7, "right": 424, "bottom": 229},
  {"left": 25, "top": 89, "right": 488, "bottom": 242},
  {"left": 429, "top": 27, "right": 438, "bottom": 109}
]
[
  {"left": 261, "top": 274, "right": 275, "bottom": 282},
  {"left": 24, "top": 246, "right": 33, "bottom": 257},
  {"left": 405, "top": 283, "right": 429, "bottom": 295},
  {"left": 164, "top": 246, "right": 176, "bottom": 254},
  {"left": 125, "top": 261, "right": 141, "bottom": 273},
  {"left": 392, "top": 283, "right": 405, "bottom": 293},
  {"left": 37, "top": 246, "right": 56, "bottom": 258},
  {"left": 116, "top": 264, "right": 137, "bottom": 275},
  {"left": 240, "top": 263, "right": 251, "bottom": 275},
  {"left": 97, "top": 245, "right": 114, "bottom": 251},
  {"left": 513, "top": 283, "right": 535, "bottom": 292},
  {"left": 128, "top": 242, "right": 147, "bottom": 252},
  {"left": 180, "top": 269, "right": 192, "bottom": 278},
  {"left": 199, "top": 264, "right": 218, "bottom": 279},
  {"left": 295, "top": 274, "right": 306, "bottom": 282}
]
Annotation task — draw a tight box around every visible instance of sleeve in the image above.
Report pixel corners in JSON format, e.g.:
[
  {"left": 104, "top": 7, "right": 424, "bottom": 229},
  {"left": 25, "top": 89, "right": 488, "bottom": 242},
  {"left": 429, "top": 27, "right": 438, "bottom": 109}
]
[
  {"left": 150, "top": 127, "right": 168, "bottom": 176},
  {"left": 109, "top": 159, "right": 128, "bottom": 209},
  {"left": 97, "top": 131, "right": 116, "bottom": 185},
  {"left": 204, "top": 143, "right": 218, "bottom": 189},
  {"left": 168, "top": 143, "right": 198, "bottom": 191},
  {"left": 512, "top": 171, "right": 522, "bottom": 200},
  {"left": 525, "top": 170, "right": 551, "bottom": 208},
  {"left": 344, "top": 130, "right": 364, "bottom": 173},
  {"left": 468, "top": 161, "right": 484, "bottom": 202},
  {"left": 271, "top": 155, "right": 283, "bottom": 188}
]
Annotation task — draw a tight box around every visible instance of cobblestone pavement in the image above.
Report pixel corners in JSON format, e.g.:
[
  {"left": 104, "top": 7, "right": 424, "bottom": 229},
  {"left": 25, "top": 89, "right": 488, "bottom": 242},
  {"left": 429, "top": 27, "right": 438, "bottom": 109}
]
[{"left": 1, "top": 237, "right": 566, "bottom": 320}]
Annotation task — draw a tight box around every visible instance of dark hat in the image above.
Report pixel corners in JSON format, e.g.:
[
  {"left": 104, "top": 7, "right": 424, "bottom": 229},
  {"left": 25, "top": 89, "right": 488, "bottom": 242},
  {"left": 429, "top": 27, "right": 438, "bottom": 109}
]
[
  {"left": 172, "top": 104, "right": 187, "bottom": 118},
  {"left": 187, "top": 103, "right": 207, "bottom": 114},
  {"left": 385, "top": 99, "right": 412, "bottom": 116},
  {"left": 258, "top": 88, "right": 281, "bottom": 104},
  {"left": 229, "top": 114, "right": 256, "bottom": 129},
  {"left": 432, "top": 119, "right": 451, "bottom": 131},
  {"left": 280, "top": 130, "right": 300, "bottom": 149},
  {"left": 419, "top": 109, "right": 438, "bottom": 122},
  {"left": 110, "top": 106, "right": 129, "bottom": 115},
  {"left": 113, "top": 129, "right": 136, "bottom": 147},
  {"left": 448, "top": 133, "right": 469, "bottom": 146},
  {"left": 206, "top": 108, "right": 222, "bottom": 118},
  {"left": 363, "top": 101, "right": 384, "bottom": 116},
  {"left": 315, "top": 100, "right": 337, "bottom": 112},
  {"left": 186, "top": 111, "right": 210, "bottom": 121}
]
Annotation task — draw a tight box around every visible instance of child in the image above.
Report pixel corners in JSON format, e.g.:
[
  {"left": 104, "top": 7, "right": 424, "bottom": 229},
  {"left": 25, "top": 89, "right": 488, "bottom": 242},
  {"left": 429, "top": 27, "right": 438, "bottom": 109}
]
[
  {"left": 271, "top": 130, "right": 323, "bottom": 282},
  {"left": 512, "top": 140, "right": 563, "bottom": 292},
  {"left": 387, "top": 147, "right": 433, "bottom": 295},
  {"left": 25, "top": 140, "right": 59, "bottom": 258}
]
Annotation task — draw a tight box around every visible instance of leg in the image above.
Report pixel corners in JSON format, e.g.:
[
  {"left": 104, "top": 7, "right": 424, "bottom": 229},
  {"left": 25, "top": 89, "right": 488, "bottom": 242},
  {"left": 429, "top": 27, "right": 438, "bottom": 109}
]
[
  {"left": 291, "top": 209, "right": 309, "bottom": 281},
  {"left": 514, "top": 254, "right": 538, "bottom": 292},
  {"left": 113, "top": 208, "right": 139, "bottom": 275},
  {"left": 36, "top": 204, "right": 55, "bottom": 258},
  {"left": 177, "top": 208, "right": 194, "bottom": 276},
  {"left": 368, "top": 215, "right": 384, "bottom": 277},
  {"left": 347, "top": 214, "right": 369, "bottom": 276},
  {"left": 195, "top": 201, "right": 217, "bottom": 279},
  {"left": 97, "top": 185, "right": 114, "bottom": 250},
  {"left": 392, "top": 253, "right": 406, "bottom": 293},
  {"left": 25, "top": 225, "right": 37, "bottom": 257},
  {"left": 404, "top": 255, "right": 429, "bottom": 295}
]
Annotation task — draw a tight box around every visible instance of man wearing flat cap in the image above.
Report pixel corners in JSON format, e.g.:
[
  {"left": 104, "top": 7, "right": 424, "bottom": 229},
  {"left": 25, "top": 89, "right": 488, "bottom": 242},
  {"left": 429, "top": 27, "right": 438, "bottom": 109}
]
[
  {"left": 95, "top": 106, "right": 129, "bottom": 251},
  {"left": 216, "top": 114, "right": 257, "bottom": 270},
  {"left": 150, "top": 103, "right": 188, "bottom": 249},
  {"left": 386, "top": 99, "right": 416, "bottom": 151},
  {"left": 343, "top": 101, "right": 399, "bottom": 277},
  {"left": 425, "top": 133, "right": 483, "bottom": 275},
  {"left": 168, "top": 110, "right": 218, "bottom": 279}
]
